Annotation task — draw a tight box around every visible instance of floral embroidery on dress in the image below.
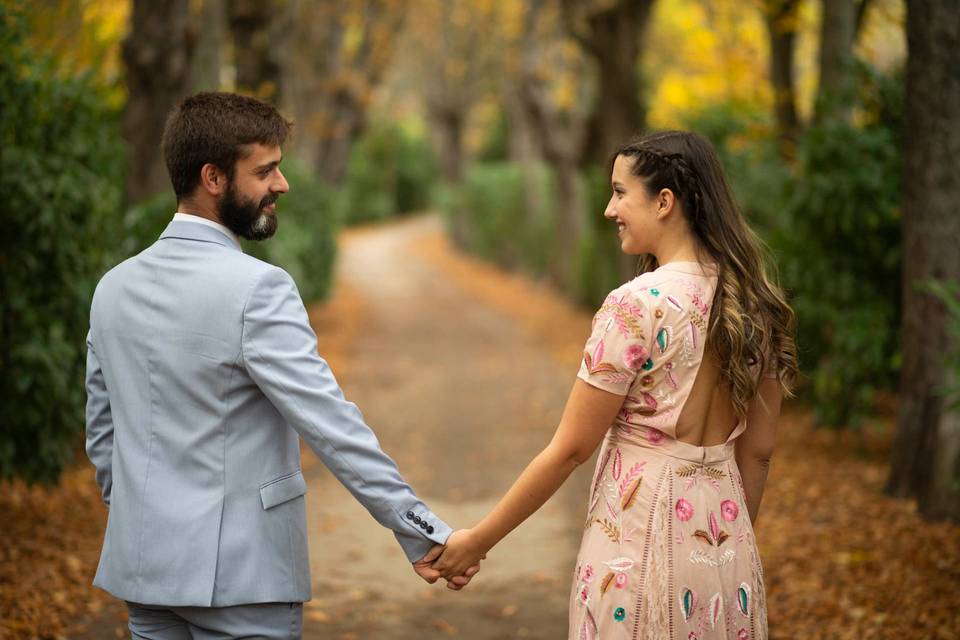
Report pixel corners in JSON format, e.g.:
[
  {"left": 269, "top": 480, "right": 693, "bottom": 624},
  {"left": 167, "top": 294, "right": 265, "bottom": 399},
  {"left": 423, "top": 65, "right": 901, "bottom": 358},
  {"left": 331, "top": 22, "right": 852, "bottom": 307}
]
[
  {"left": 578, "top": 607, "right": 598, "bottom": 640},
  {"left": 721, "top": 499, "right": 740, "bottom": 522},
  {"left": 595, "top": 293, "right": 647, "bottom": 340},
  {"left": 708, "top": 593, "right": 723, "bottom": 629},
  {"left": 645, "top": 427, "right": 666, "bottom": 444},
  {"left": 693, "top": 511, "right": 731, "bottom": 547},
  {"left": 581, "top": 564, "right": 595, "bottom": 583},
  {"left": 583, "top": 341, "right": 618, "bottom": 376},
  {"left": 680, "top": 587, "right": 698, "bottom": 620},
  {"left": 656, "top": 327, "right": 671, "bottom": 353},
  {"left": 664, "top": 362, "right": 679, "bottom": 389},
  {"left": 623, "top": 343, "right": 649, "bottom": 370},
  {"left": 737, "top": 583, "right": 751, "bottom": 616},
  {"left": 689, "top": 548, "right": 736, "bottom": 567},
  {"left": 675, "top": 498, "right": 694, "bottom": 521},
  {"left": 576, "top": 582, "right": 590, "bottom": 606},
  {"left": 685, "top": 280, "right": 711, "bottom": 315}
]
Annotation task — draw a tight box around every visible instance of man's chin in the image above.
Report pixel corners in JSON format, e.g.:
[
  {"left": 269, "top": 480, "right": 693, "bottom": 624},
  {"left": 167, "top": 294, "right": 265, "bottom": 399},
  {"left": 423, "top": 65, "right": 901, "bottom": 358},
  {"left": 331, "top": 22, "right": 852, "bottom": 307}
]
[{"left": 241, "top": 214, "right": 277, "bottom": 241}]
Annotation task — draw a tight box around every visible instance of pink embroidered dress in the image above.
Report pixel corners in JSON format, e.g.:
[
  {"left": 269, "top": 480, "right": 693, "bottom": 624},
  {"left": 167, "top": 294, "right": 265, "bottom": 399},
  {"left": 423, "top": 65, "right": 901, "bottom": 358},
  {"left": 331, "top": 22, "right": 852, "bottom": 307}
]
[{"left": 570, "top": 262, "right": 767, "bottom": 640}]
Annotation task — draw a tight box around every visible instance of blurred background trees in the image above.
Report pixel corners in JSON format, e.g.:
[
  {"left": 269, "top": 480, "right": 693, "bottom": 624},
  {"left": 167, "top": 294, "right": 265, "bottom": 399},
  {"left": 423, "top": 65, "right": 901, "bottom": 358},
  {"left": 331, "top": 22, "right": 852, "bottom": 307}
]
[{"left": 2, "top": 0, "right": 957, "bottom": 520}]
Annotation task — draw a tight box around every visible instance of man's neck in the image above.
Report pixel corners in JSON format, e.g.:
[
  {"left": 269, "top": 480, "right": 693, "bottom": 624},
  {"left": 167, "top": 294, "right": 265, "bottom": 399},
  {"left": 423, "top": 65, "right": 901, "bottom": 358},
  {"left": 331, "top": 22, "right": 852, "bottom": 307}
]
[{"left": 176, "top": 200, "right": 221, "bottom": 225}]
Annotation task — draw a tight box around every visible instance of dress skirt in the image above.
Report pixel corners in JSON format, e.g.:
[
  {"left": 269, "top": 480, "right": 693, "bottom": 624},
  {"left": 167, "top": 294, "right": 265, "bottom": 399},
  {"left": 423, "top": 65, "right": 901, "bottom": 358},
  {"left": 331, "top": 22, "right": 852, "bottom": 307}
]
[{"left": 568, "top": 427, "right": 767, "bottom": 640}]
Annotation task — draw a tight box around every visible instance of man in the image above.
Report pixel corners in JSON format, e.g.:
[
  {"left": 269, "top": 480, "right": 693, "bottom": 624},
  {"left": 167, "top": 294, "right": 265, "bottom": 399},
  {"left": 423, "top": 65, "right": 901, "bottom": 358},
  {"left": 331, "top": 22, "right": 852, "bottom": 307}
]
[{"left": 85, "top": 92, "right": 476, "bottom": 639}]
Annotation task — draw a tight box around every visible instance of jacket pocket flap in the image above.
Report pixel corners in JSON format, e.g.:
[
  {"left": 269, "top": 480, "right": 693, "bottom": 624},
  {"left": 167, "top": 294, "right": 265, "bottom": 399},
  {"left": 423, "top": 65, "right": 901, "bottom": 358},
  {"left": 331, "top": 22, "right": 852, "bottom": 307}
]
[{"left": 259, "top": 471, "right": 307, "bottom": 509}]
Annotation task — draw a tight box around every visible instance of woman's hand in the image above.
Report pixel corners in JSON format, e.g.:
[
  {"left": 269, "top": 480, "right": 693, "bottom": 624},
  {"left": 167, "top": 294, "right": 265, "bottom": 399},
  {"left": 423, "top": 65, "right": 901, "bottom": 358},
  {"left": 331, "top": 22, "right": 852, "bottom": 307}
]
[{"left": 432, "top": 529, "right": 488, "bottom": 581}]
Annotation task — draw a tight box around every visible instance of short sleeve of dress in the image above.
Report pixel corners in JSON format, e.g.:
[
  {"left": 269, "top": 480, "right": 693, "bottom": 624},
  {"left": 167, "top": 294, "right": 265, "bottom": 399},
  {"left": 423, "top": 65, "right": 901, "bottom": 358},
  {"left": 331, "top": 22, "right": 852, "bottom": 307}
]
[{"left": 577, "top": 288, "right": 654, "bottom": 395}]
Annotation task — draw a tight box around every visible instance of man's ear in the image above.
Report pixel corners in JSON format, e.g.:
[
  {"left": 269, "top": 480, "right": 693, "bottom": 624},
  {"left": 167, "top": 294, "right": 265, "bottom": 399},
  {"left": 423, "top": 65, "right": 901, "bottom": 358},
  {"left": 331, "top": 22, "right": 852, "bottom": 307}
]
[{"left": 199, "top": 163, "right": 227, "bottom": 196}]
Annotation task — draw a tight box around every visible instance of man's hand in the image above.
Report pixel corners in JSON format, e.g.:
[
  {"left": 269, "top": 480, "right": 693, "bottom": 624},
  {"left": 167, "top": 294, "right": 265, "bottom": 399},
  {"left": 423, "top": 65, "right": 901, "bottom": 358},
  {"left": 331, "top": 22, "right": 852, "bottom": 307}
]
[
  {"left": 413, "top": 544, "right": 481, "bottom": 591},
  {"left": 431, "top": 529, "right": 488, "bottom": 582}
]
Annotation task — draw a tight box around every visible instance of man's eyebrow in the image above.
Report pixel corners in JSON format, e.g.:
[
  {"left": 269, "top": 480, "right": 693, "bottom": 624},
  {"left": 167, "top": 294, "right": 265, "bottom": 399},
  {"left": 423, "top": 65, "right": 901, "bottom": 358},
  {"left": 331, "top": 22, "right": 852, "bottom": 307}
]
[{"left": 253, "top": 159, "right": 282, "bottom": 172}]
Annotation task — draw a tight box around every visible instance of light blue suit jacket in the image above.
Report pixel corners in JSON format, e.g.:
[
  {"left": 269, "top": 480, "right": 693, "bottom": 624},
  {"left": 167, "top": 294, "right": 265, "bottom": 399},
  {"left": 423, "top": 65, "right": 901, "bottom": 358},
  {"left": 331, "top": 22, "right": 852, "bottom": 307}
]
[{"left": 85, "top": 220, "right": 451, "bottom": 607}]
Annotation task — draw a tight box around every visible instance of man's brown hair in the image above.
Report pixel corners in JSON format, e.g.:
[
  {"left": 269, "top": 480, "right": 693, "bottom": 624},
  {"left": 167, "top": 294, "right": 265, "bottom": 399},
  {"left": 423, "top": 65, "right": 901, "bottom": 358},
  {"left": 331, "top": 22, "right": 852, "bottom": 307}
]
[{"left": 161, "top": 92, "right": 292, "bottom": 200}]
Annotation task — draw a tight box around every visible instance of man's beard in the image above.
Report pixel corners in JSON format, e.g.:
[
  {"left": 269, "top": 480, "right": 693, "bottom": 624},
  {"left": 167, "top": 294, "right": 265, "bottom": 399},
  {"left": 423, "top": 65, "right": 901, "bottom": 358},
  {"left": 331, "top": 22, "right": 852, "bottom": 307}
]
[{"left": 218, "top": 181, "right": 279, "bottom": 241}]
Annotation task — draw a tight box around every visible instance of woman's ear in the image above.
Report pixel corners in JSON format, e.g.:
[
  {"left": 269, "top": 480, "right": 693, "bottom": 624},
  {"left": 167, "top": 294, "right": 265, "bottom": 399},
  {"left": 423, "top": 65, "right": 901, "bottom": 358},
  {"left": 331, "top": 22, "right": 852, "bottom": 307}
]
[{"left": 656, "top": 188, "right": 676, "bottom": 219}]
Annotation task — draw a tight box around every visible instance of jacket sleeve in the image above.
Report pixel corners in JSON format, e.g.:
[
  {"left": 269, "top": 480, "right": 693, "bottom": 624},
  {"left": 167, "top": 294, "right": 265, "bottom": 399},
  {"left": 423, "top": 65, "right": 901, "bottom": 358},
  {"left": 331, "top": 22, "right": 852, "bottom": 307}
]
[
  {"left": 85, "top": 330, "right": 114, "bottom": 507},
  {"left": 240, "top": 267, "right": 451, "bottom": 562}
]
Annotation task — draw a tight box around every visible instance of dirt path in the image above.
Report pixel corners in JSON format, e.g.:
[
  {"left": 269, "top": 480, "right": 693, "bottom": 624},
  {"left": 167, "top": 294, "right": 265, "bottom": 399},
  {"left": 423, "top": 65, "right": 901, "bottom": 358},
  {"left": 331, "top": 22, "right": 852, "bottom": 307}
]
[{"left": 300, "top": 215, "right": 593, "bottom": 638}]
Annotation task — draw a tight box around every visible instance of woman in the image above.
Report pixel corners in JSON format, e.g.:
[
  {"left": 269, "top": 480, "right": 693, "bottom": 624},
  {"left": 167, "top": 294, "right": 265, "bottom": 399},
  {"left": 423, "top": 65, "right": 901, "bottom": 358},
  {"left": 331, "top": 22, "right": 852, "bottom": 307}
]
[{"left": 433, "top": 130, "right": 798, "bottom": 639}]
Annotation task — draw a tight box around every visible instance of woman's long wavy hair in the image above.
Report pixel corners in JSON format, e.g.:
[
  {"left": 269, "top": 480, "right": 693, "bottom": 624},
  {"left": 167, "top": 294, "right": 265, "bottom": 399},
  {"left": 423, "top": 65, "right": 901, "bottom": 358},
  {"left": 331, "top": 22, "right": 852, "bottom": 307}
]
[{"left": 615, "top": 131, "right": 798, "bottom": 416}]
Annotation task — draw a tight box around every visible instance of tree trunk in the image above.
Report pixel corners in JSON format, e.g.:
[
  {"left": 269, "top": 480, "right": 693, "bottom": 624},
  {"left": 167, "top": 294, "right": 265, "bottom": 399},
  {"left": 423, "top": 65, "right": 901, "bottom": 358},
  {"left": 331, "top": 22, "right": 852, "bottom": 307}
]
[
  {"left": 886, "top": 0, "right": 960, "bottom": 522},
  {"left": 122, "top": 0, "right": 195, "bottom": 205},
  {"left": 227, "top": 0, "right": 286, "bottom": 100},
  {"left": 815, "top": 0, "right": 856, "bottom": 122},
  {"left": 429, "top": 106, "right": 466, "bottom": 184},
  {"left": 763, "top": 0, "right": 801, "bottom": 157},
  {"left": 191, "top": 0, "right": 227, "bottom": 92},
  {"left": 565, "top": 0, "right": 655, "bottom": 165}
]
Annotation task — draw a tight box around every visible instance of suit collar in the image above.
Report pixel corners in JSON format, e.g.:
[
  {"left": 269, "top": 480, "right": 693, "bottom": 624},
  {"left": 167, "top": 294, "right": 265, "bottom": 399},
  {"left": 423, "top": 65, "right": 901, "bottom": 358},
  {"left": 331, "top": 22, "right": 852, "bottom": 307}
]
[{"left": 159, "top": 220, "right": 242, "bottom": 251}]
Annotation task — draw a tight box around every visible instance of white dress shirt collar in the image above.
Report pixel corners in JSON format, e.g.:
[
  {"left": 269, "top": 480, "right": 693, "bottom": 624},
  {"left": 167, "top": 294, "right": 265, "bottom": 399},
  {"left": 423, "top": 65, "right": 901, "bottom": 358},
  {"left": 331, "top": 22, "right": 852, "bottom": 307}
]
[{"left": 172, "top": 212, "right": 241, "bottom": 246}]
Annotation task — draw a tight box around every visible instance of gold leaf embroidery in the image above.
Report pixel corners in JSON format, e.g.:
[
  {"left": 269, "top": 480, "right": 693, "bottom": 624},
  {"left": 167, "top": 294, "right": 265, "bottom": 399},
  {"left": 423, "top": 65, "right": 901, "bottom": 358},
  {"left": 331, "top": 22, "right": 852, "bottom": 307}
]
[
  {"left": 600, "top": 571, "right": 616, "bottom": 594},
  {"left": 620, "top": 478, "right": 642, "bottom": 511},
  {"left": 693, "top": 530, "right": 714, "bottom": 546},
  {"left": 596, "top": 303, "right": 647, "bottom": 340},
  {"left": 675, "top": 464, "right": 726, "bottom": 479},
  {"left": 595, "top": 518, "right": 621, "bottom": 543},
  {"left": 689, "top": 309, "right": 707, "bottom": 332},
  {"left": 583, "top": 350, "right": 619, "bottom": 375}
]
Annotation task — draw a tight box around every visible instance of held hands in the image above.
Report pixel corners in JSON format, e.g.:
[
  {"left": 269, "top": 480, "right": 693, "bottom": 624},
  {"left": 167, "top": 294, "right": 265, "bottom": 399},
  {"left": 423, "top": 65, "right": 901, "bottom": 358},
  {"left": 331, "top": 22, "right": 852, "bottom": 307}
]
[
  {"left": 431, "top": 529, "right": 488, "bottom": 582},
  {"left": 413, "top": 543, "right": 481, "bottom": 591}
]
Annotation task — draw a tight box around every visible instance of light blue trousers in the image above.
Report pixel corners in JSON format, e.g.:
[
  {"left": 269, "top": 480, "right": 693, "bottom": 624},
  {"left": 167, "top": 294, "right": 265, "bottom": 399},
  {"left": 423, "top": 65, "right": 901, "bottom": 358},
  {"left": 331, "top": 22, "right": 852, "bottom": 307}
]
[{"left": 125, "top": 601, "right": 303, "bottom": 640}]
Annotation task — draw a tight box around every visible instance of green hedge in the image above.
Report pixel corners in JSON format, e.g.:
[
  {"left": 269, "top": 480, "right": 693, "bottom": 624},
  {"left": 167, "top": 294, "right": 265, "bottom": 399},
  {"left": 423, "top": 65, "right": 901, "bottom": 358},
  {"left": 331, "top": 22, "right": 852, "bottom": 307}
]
[
  {"left": 1, "top": 4, "right": 126, "bottom": 483},
  {"left": 441, "top": 162, "right": 557, "bottom": 275},
  {"left": 688, "top": 61, "right": 903, "bottom": 427},
  {"left": 341, "top": 121, "right": 438, "bottom": 225}
]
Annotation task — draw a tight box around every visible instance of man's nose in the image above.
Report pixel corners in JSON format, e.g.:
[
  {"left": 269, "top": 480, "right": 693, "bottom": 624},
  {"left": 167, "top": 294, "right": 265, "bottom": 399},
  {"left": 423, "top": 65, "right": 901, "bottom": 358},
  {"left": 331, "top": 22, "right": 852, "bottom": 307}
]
[{"left": 274, "top": 169, "right": 290, "bottom": 194}]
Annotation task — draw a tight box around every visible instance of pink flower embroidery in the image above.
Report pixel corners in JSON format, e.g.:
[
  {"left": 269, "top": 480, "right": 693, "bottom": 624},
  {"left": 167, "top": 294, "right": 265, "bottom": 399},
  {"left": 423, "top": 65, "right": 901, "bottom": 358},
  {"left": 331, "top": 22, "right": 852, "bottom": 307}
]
[
  {"left": 721, "top": 499, "right": 739, "bottom": 522},
  {"left": 614, "top": 573, "right": 628, "bottom": 589},
  {"left": 675, "top": 498, "right": 694, "bottom": 522},
  {"left": 577, "top": 582, "right": 590, "bottom": 605},
  {"left": 738, "top": 630, "right": 749, "bottom": 640},
  {"left": 640, "top": 392, "right": 658, "bottom": 411},
  {"left": 582, "top": 564, "right": 595, "bottom": 583},
  {"left": 645, "top": 428, "right": 665, "bottom": 444},
  {"left": 623, "top": 343, "right": 649, "bottom": 370}
]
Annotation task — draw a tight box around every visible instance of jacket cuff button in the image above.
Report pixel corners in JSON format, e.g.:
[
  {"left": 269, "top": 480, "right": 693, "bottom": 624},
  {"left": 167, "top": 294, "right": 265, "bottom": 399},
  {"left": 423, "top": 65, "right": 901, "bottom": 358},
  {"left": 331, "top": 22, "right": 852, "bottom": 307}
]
[{"left": 406, "top": 511, "right": 415, "bottom": 520}]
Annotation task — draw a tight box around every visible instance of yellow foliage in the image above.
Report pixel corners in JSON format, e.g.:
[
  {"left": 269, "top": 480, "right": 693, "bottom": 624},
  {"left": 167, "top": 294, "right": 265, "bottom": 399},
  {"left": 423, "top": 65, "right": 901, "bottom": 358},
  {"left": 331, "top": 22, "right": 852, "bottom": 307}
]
[{"left": 24, "top": 0, "right": 129, "bottom": 105}]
